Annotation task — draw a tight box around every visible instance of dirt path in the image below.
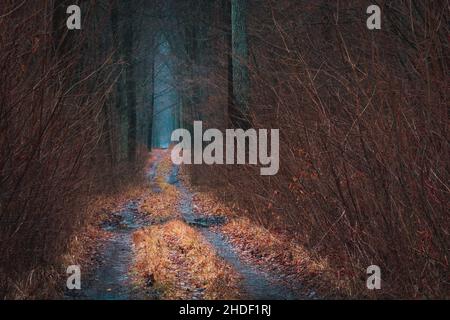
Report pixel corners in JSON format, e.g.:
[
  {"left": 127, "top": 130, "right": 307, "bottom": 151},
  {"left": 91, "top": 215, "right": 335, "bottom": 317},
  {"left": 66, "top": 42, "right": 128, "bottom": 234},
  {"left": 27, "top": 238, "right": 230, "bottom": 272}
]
[
  {"left": 66, "top": 150, "right": 307, "bottom": 300},
  {"left": 64, "top": 200, "right": 154, "bottom": 300},
  {"left": 168, "top": 165, "right": 302, "bottom": 300},
  {"left": 64, "top": 153, "right": 164, "bottom": 300}
]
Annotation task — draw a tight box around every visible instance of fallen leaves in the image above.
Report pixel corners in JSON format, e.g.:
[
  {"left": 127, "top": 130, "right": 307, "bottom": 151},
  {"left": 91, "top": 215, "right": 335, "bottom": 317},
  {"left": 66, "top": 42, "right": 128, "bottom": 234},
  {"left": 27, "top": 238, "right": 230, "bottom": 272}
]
[
  {"left": 133, "top": 151, "right": 241, "bottom": 299},
  {"left": 133, "top": 220, "right": 242, "bottom": 300},
  {"left": 139, "top": 155, "right": 181, "bottom": 221},
  {"left": 220, "top": 217, "right": 347, "bottom": 298}
]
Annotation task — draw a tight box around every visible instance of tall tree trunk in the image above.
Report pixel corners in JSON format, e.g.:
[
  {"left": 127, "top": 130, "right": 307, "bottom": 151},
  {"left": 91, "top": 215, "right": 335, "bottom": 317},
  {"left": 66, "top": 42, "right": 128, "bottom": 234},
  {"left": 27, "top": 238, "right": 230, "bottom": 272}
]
[
  {"left": 147, "top": 52, "right": 155, "bottom": 150},
  {"left": 231, "top": 0, "right": 250, "bottom": 128},
  {"left": 183, "top": 18, "right": 195, "bottom": 133},
  {"left": 110, "top": 0, "right": 126, "bottom": 161},
  {"left": 123, "top": 1, "right": 137, "bottom": 163},
  {"left": 223, "top": 0, "right": 233, "bottom": 127}
]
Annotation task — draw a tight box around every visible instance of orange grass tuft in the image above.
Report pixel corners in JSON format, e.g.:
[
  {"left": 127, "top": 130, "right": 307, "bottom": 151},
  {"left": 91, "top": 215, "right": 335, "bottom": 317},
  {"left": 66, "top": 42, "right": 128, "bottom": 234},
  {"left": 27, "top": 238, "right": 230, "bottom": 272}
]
[{"left": 133, "top": 220, "right": 242, "bottom": 300}]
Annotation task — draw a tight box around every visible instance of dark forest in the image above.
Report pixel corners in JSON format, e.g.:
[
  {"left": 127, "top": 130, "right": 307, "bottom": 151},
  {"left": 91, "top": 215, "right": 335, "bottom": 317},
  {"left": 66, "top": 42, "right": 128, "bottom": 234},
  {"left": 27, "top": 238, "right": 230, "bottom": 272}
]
[{"left": 0, "top": 0, "right": 448, "bottom": 300}]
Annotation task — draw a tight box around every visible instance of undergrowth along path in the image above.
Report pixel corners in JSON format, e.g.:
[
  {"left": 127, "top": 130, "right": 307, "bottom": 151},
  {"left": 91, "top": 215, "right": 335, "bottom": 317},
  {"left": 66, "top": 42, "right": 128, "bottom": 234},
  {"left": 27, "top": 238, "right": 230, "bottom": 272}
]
[{"left": 66, "top": 149, "right": 311, "bottom": 300}]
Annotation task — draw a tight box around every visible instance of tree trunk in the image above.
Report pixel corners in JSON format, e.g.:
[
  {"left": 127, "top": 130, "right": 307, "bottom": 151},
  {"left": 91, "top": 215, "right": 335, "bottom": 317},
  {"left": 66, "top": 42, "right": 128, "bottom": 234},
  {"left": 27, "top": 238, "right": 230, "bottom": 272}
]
[
  {"left": 231, "top": 0, "right": 250, "bottom": 128},
  {"left": 147, "top": 52, "right": 155, "bottom": 150},
  {"left": 123, "top": 1, "right": 137, "bottom": 163},
  {"left": 223, "top": 0, "right": 233, "bottom": 127}
]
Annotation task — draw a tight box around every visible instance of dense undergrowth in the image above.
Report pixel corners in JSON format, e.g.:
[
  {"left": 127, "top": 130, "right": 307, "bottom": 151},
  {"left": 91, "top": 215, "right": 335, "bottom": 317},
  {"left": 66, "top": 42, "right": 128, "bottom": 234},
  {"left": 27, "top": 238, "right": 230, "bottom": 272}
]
[{"left": 181, "top": 0, "right": 449, "bottom": 298}]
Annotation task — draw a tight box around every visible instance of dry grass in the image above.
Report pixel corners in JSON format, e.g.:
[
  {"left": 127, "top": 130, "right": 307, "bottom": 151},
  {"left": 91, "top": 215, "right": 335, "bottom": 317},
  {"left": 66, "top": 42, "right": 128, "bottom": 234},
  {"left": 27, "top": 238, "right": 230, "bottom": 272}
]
[
  {"left": 189, "top": 180, "right": 388, "bottom": 298},
  {"left": 140, "top": 154, "right": 182, "bottom": 222},
  {"left": 133, "top": 220, "right": 242, "bottom": 300},
  {"left": 188, "top": 185, "right": 344, "bottom": 298},
  {"left": 222, "top": 217, "right": 350, "bottom": 298},
  {"left": 191, "top": 192, "right": 236, "bottom": 217},
  {"left": 63, "top": 173, "right": 151, "bottom": 268}
]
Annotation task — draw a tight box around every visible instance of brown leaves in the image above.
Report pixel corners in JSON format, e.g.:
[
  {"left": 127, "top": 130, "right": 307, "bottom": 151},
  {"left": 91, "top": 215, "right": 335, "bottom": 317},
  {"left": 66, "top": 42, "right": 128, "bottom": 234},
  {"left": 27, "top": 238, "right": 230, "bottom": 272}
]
[{"left": 132, "top": 220, "right": 242, "bottom": 300}]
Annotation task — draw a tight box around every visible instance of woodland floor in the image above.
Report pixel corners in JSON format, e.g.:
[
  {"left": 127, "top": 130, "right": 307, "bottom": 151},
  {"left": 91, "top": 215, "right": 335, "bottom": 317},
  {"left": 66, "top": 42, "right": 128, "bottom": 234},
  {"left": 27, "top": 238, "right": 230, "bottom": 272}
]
[{"left": 65, "top": 149, "right": 326, "bottom": 300}]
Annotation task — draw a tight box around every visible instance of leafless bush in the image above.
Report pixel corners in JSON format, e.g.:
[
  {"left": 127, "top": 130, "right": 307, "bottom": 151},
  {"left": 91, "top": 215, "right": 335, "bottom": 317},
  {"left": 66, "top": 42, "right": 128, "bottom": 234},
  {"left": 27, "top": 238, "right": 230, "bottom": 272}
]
[
  {"left": 185, "top": 0, "right": 448, "bottom": 298},
  {"left": 0, "top": 0, "right": 149, "bottom": 298}
]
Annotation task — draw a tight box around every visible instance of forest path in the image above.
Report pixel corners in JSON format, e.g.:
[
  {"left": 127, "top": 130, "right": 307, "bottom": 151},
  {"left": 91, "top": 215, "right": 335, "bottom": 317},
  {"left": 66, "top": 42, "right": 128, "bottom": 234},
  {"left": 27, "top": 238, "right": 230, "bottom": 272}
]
[
  {"left": 66, "top": 149, "right": 304, "bottom": 300},
  {"left": 64, "top": 151, "right": 164, "bottom": 300},
  {"left": 64, "top": 199, "right": 153, "bottom": 300},
  {"left": 161, "top": 152, "right": 303, "bottom": 299}
]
